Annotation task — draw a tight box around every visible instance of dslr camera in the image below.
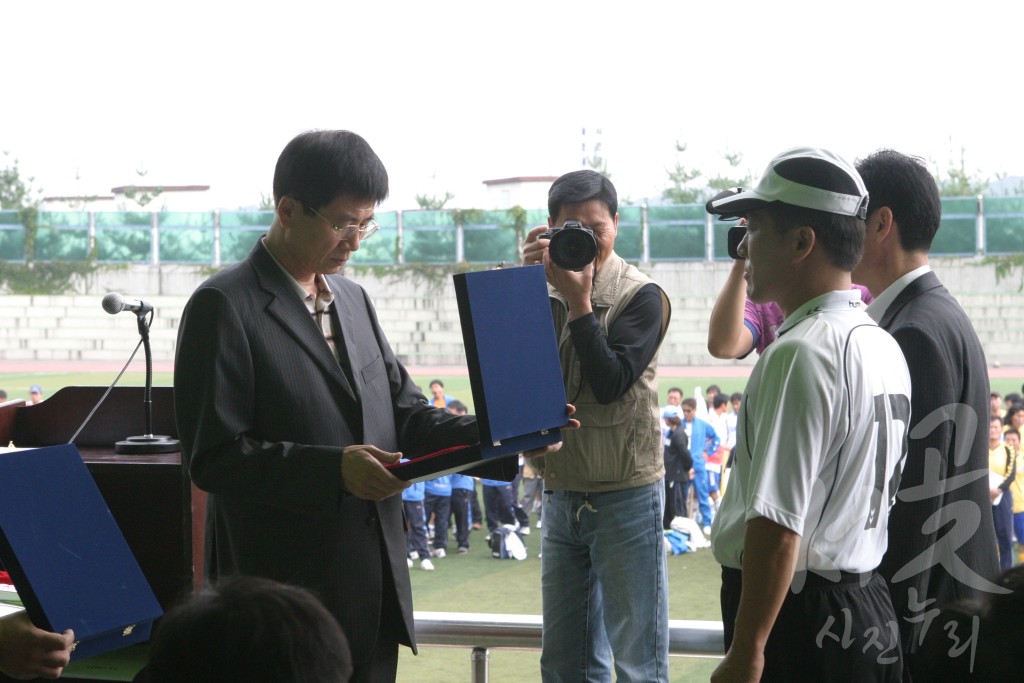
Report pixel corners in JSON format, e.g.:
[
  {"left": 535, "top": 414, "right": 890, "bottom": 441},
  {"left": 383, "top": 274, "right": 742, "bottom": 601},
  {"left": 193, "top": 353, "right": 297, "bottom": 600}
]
[
  {"left": 727, "top": 226, "right": 747, "bottom": 260},
  {"left": 538, "top": 220, "right": 598, "bottom": 271}
]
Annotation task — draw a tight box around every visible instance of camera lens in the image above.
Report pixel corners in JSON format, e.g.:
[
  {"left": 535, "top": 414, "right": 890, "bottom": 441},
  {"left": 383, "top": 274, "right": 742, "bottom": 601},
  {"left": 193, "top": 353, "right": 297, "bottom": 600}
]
[{"left": 549, "top": 228, "right": 597, "bottom": 271}]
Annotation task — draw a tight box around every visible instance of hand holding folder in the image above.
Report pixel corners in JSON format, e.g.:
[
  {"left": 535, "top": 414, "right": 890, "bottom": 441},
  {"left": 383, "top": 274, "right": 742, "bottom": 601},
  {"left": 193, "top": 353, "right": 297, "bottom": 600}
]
[
  {"left": 0, "top": 611, "right": 74, "bottom": 680},
  {"left": 523, "top": 402, "right": 579, "bottom": 458},
  {"left": 341, "top": 444, "right": 411, "bottom": 500},
  {"left": 0, "top": 445, "right": 163, "bottom": 663}
]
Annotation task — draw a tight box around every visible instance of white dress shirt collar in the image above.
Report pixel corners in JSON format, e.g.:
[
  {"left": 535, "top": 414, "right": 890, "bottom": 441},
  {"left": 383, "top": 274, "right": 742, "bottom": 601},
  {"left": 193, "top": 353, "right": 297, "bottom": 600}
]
[{"left": 865, "top": 264, "right": 931, "bottom": 323}]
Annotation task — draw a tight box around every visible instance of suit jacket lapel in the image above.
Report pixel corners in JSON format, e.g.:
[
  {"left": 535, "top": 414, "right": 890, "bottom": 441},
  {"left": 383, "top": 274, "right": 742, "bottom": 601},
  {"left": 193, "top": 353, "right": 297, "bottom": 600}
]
[
  {"left": 327, "top": 288, "right": 364, "bottom": 401},
  {"left": 878, "top": 270, "right": 943, "bottom": 329},
  {"left": 250, "top": 244, "right": 360, "bottom": 407}
]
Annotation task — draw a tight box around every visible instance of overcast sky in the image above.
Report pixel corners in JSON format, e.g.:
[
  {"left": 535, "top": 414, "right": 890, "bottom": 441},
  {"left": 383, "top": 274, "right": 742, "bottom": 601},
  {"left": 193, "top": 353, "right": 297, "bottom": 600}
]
[{"left": 4, "top": 0, "right": 1021, "bottom": 212}]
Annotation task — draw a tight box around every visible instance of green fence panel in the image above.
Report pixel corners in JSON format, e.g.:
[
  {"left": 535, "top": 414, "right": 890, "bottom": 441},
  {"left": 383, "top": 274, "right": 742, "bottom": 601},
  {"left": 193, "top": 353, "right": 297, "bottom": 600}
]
[
  {"left": 403, "top": 210, "right": 453, "bottom": 229},
  {"left": 35, "top": 212, "right": 90, "bottom": 260},
  {"left": 8, "top": 198, "right": 1024, "bottom": 267},
  {"left": 984, "top": 197, "right": 1024, "bottom": 254},
  {"left": 219, "top": 211, "right": 274, "bottom": 229},
  {"left": 934, "top": 197, "right": 978, "bottom": 256},
  {"left": 0, "top": 211, "right": 26, "bottom": 261},
  {"left": 158, "top": 212, "right": 215, "bottom": 263},
  {"left": 405, "top": 227, "right": 456, "bottom": 263},
  {"left": 613, "top": 206, "right": 643, "bottom": 261},
  {"left": 220, "top": 230, "right": 262, "bottom": 263},
  {"left": 350, "top": 229, "right": 398, "bottom": 265},
  {"left": 218, "top": 210, "right": 272, "bottom": 263},
  {"left": 348, "top": 210, "right": 397, "bottom": 265},
  {"left": 461, "top": 210, "right": 516, "bottom": 263},
  {"left": 524, "top": 208, "right": 548, "bottom": 227},
  {"left": 0, "top": 229, "right": 25, "bottom": 261},
  {"left": 464, "top": 225, "right": 518, "bottom": 263},
  {"left": 94, "top": 212, "right": 151, "bottom": 262},
  {"left": 648, "top": 205, "right": 705, "bottom": 261},
  {"left": 403, "top": 211, "right": 456, "bottom": 263}
]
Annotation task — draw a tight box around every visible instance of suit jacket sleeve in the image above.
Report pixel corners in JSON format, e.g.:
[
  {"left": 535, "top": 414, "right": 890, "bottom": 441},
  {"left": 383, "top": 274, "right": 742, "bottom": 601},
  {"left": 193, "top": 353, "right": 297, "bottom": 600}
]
[{"left": 174, "top": 284, "right": 350, "bottom": 516}]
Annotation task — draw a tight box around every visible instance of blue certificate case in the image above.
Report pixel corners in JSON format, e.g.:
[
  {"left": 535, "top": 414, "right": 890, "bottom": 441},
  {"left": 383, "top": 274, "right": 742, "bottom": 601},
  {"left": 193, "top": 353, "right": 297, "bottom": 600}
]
[
  {"left": 0, "top": 444, "right": 163, "bottom": 661},
  {"left": 389, "top": 265, "right": 568, "bottom": 482}
]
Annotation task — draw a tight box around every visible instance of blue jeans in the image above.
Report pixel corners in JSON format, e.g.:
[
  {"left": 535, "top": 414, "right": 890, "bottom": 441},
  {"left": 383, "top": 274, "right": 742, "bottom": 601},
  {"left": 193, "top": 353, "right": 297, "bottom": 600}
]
[{"left": 540, "top": 481, "right": 669, "bottom": 683}]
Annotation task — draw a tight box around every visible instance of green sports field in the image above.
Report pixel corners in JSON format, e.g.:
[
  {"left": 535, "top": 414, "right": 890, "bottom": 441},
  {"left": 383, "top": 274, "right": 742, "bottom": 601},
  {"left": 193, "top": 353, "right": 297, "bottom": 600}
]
[
  {"left": 397, "top": 523, "right": 723, "bottom": 682},
  {"left": 3, "top": 369, "right": 1020, "bottom": 681}
]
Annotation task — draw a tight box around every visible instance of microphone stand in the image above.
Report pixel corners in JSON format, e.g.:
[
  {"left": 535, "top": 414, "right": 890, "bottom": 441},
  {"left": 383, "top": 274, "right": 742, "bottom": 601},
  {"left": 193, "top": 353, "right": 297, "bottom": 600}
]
[{"left": 115, "top": 309, "right": 180, "bottom": 454}]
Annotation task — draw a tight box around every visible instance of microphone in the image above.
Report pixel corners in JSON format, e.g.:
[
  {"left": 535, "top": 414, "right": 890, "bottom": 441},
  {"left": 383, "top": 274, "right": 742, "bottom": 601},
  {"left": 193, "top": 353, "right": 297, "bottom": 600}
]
[
  {"left": 102, "top": 292, "right": 153, "bottom": 315},
  {"left": 94, "top": 293, "right": 180, "bottom": 455}
]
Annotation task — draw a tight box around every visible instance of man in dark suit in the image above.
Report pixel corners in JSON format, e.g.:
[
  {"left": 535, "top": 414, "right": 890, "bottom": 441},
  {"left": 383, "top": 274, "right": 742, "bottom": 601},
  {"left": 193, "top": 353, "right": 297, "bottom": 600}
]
[
  {"left": 661, "top": 405, "right": 691, "bottom": 528},
  {"left": 853, "top": 149, "right": 1002, "bottom": 679},
  {"left": 174, "top": 130, "right": 557, "bottom": 682}
]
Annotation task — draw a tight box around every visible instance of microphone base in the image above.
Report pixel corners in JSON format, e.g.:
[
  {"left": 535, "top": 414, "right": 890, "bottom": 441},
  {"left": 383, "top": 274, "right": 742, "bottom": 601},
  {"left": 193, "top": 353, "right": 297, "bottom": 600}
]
[{"left": 115, "top": 435, "right": 181, "bottom": 455}]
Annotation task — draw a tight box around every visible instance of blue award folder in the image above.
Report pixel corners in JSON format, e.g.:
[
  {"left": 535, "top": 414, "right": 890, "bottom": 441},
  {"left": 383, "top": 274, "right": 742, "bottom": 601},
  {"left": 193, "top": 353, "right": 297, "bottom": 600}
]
[
  {"left": 0, "top": 444, "right": 163, "bottom": 661},
  {"left": 389, "top": 265, "right": 568, "bottom": 482}
]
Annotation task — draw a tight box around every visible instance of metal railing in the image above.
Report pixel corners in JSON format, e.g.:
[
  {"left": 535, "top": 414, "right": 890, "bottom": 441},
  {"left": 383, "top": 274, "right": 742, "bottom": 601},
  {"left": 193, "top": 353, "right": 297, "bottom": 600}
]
[{"left": 414, "top": 611, "right": 724, "bottom": 682}]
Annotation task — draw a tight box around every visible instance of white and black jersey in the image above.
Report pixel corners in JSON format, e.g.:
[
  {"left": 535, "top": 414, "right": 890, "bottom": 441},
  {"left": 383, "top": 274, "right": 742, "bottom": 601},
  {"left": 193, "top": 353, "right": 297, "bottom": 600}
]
[{"left": 712, "top": 289, "right": 912, "bottom": 575}]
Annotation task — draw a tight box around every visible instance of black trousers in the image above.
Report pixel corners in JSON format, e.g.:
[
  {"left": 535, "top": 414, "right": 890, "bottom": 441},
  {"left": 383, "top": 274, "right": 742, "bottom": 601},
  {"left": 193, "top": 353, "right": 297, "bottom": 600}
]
[
  {"left": 351, "top": 542, "right": 405, "bottom": 683},
  {"left": 720, "top": 566, "right": 903, "bottom": 683},
  {"left": 482, "top": 482, "right": 517, "bottom": 531},
  {"left": 450, "top": 488, "right": 472, "bottom": 548}
]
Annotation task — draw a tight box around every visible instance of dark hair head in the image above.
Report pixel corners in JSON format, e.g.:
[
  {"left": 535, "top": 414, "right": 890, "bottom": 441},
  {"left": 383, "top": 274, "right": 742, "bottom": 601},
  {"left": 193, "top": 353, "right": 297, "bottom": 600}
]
[
  {"left": 548, "top": 170, "right": 617, "bottom": 221},
  {"left": 147, "top": 577, "right": 352, "bottom": 683},
  {"left": 706, "top": 385, "right": 721, "bottom": 395},
  {"left": 759, "top": 202, "right": 865, "bottom": 271},
  {"left": 1007, "top": 392, "right": 1022, "bottom": 405},
  {"left": 730, "top": 392, "right": 742, "bottom": 402},
  {"left": 273, "top": 130, "right": 389, "bottom": 212},
  {"left": 668, "top": 387, "right": 683, "bottom": 396},
  {"left": 429, "top": 379, "right": 444, "bottom": 388},
  {"left": 681, "top": 398, "right": 697, "bottom": 410},
  {"left": 1004, "top": 405, "right": 1024, "bottom": 427},
  {"left": 855, "top": 149, "right": 941, "bottom": 253},
  {"left": 713, "top": 394, "right": 729, "bottom": 410},
  {"left": 446, "top": 400, "right": 468, "bottom": 415}
]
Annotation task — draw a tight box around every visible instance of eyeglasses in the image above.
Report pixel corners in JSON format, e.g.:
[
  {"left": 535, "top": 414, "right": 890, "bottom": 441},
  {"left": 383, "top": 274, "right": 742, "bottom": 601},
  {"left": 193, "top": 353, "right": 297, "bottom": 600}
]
[{"left": 308, "top": 206, "right": 380, "bottom": 240}]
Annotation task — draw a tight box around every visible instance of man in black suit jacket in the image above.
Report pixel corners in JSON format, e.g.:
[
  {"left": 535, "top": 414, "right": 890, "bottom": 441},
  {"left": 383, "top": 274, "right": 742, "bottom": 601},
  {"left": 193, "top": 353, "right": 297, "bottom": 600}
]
[
  {"left": 174, "top": 131, "right": 551, "bottom": 682},
  {"left": 661, "top": 407, "right": 691, "bottom": 528},
  {"left": 853, "top": 149, "right": 1002, "bottom": 679}
]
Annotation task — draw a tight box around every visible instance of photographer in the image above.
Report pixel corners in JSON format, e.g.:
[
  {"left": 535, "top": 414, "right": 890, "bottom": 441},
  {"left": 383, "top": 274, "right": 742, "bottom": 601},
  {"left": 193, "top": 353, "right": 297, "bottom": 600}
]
[{"left": 522, "top": 169, "right": 672, "bottom": 683}]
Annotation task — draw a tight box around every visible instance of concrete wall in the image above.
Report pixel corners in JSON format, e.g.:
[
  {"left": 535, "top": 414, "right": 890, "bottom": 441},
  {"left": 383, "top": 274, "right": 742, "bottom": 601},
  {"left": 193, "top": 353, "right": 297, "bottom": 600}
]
[{"left": 1, "top": 257, "right": 1020, "bottom": 368}]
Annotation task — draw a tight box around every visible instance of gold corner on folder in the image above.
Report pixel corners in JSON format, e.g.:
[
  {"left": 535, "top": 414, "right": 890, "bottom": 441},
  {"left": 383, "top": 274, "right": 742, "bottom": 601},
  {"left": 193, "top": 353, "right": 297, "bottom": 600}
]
[{"left": 123, "top": 625, "right": 135, "bottom": 636}]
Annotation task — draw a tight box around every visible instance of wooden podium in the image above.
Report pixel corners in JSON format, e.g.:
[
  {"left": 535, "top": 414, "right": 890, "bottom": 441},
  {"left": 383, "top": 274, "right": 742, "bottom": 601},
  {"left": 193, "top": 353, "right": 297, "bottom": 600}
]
[{"left": 0, "top": 386, "right": 201, "bottom": 683}]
